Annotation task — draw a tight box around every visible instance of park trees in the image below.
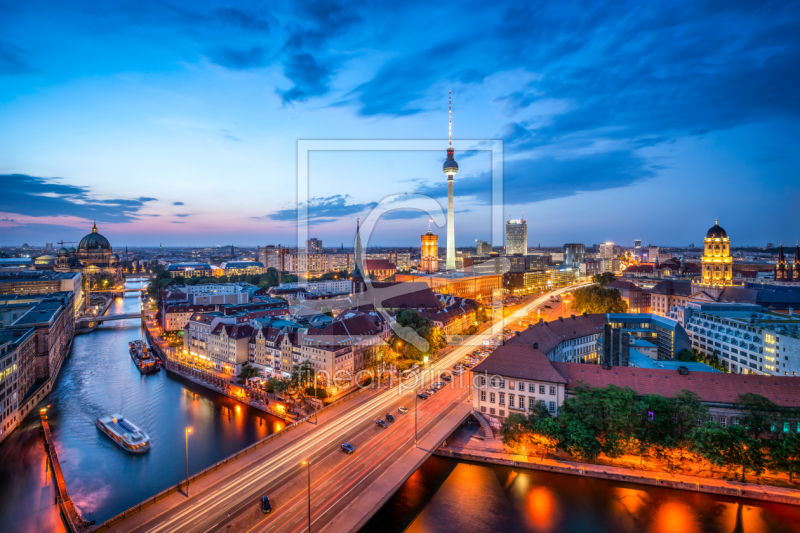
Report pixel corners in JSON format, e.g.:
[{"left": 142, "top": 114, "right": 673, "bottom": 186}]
[
  {"left": 691, "top": 423, "right": 765, "bottom": 482},
  {"left": 570, "top": 285, "right": 628, "bottom": 314}
]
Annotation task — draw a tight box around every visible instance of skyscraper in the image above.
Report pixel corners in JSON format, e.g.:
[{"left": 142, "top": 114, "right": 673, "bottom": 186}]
[
  {"left": 306, "top": 238, "right": 322, "bottom": 254},
  {"left": 598, "top": 242, "right": 614, "bottom": 259},
  {"left": 443, "top": 90, "right": 459, "bottom": 270},
  {"left": 634, "top": 240, "right": 642, "bottom": 260},
  {"left": 420, "top": 221, "right": 439, "bottom": 274},
  {"left": 505, "top": 217, "right": 527, "bottom": 256},
  {"left": 476, "top": 240, "right": 492, "bottom": 255},
  {"left": 564, "top": 243, "right": 585, "bottom": 267}
]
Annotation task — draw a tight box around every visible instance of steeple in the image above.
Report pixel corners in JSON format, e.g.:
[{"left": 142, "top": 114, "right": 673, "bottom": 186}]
[
  {"left": 351, "top": 218, "right": 366, "bottom": 293},
  {"left": 92, "top": 220, "right": 98, "bottom": 233},
  {"left": 776, "top": 242, "right": 788, "bottom": 280}
]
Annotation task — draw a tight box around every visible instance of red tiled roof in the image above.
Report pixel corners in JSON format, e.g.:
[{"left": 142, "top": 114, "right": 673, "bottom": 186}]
[
  {"left": 552, "top": 362, "right": 800, "bottom": 408},
  {"left": 506, "top": 314, "right": 606, "bottom": 355},
  {"left": 606, "top": 280, "right": 640, "bottom": 291},
  {"left": 364, "top": 259, "right": 396, "bottom": 271},
  {"left": 471, "top": 344, "right": 567, "bottom": 384}
]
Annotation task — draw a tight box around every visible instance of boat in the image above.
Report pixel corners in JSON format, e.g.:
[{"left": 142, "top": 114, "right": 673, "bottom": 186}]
[
  {"left": 96, "top": 414, "right": 151, "bottom": 453},
  {"left": 129, "top": 339, "right": 159, "bottom": 374}
]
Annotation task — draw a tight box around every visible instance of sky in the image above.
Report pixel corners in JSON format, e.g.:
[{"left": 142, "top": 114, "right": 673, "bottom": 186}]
[{"left": 1, "top": 0, "right": 799, "bottom": 249}]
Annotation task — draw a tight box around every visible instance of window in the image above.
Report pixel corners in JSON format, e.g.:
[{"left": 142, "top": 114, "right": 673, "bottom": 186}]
[
  {"left": 529, "top": 397, "right": 536, "bottom": 410},
  {"left": 499, "top": 393, "right": 505, "bottom": 405},
  {"left": 720, "top": 417, "right": 727, "bottom": 428},
  {"left": 549, "top": 401, "right": 555, "bottom": 413},
  {"left": 509, "top": 395, "right": 515, "bottom": 408},
  {"left": 480, "top": 391, "right": 486, "bottom": 402},
  {"left": 490, "top": 392, "right": 496, "bottom": 403},
  {"left": 784, "top": 422, "right": 790, "bottom": 433},
  {"left": 549, "top": 386, "right": 556, "bottom": 396},
  {"left": 509, "top": 380, "right": 515, "bottom": 390},
  {"left": 480, "top": 405, "right": 486, "bottom": 413},
  {"left": 480, "top": 376, "right": 486, "bottom": 386},
  {"left": 529, "top": 383, "right": 535, "bottom": 393},
  {"left": 539, "top": 385, "right": 545, "bottom": 394},
  {"left": 490, "top": 407, "right": 495, "bottom": 415}
]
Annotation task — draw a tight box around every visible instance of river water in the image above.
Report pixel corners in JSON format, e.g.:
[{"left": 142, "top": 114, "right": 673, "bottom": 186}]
[
  {"left": 362, "top": 455, "right": 800, "bottom": 533},
  {"left": 0, "top": 279, "right": 284, "bottom": 532}
]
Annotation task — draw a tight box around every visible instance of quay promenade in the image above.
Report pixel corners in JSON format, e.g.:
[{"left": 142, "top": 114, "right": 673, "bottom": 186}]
[{"left": 40, "top": 411, "right": 88, "bottom": 532}]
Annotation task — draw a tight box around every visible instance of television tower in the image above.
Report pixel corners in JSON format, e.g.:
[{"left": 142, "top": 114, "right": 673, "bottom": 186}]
[{"left": 443, "top": 90, "right": 459, "bottom": 270}]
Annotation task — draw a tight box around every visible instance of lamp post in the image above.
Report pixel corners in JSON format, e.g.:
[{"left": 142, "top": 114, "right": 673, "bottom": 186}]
[
  {"left": 185, "top": 428, "right": 192, "bottom": 496},
  {"left": 302, "top": 460, "right": 311, "bottom": 532}
]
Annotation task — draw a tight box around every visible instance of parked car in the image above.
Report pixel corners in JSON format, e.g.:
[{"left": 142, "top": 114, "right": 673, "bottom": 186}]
[
  {"left": 341, "top": 442, "right": 355, "bottom": 453},
  {"left": 376, "top": 419, "right": 388, "bottom": 428},
  {"left": 440, "top": 372, "right": 452, "bottom": 380},
  {"left": 261, "top": 495, "right": 272, "bottom": 513},
  {"left": 452, "top": 369, "right": 463, "bottom": 376},
  {"left": 417, "top": 393, "right": 428, "bottom": 400},
  {"left": 399, "top": 406, "right": 409, "bottom": 414},
  {"left": 386, "top": 413, "right": 395, "bottom": 423}
]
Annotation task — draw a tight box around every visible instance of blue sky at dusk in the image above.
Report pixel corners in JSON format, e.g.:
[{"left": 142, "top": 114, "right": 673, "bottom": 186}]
[{"left": 1, "top": 0, "right": 799, "bottom": 248}]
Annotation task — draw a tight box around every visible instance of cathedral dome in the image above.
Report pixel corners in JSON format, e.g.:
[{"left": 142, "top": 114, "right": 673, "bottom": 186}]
[
  {"left": 78, "top": 222, "right": 111, "bottom": 251},
  {"left": 58, "top": 247, "right": 69, "bottom": 256},
  {"left": 706, "top": 221, "right": 727, "bottom": 239}
]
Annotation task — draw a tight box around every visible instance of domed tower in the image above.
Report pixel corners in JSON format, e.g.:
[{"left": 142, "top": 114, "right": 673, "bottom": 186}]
[
  {"left": 793, "top": 243, "right": 800, "bottom": 281},
  {"left": 775, "top": 243, "right": 788, "bottom": 280},
  {"left": 443, "top": 90, "right": 458, "bottom": 271},
  {"left": 420, "top": 219, "right": 439, "bottom": 273},
  {"left": 700, "top": 219, "right": 732, "bottom": 287},
  {"left": 77, "top": 221, "right": 112, "bottom": 267},
  {"left": 56, "top": 246, "right": 71, "bottom": 270}
]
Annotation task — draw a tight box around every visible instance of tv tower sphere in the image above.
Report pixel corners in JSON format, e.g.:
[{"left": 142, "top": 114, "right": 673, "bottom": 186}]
[{"left": 442, "top": 90, "right": 459, "bottom": 179}]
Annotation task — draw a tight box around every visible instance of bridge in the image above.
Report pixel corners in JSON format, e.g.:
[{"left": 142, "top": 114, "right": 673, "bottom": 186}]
[
  {"left": 76, "top": 313, "right": 142, "bottom": 324},
  {"left": 91, "top": 285, "right": 586, "bottom": 533}
]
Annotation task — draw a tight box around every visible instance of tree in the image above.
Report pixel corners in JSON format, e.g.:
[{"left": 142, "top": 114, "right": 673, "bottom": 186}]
[
  {"left": 500, "top": 413, "right": 531, "bottom": 450},
  {"left": 672, "top": 390, "right": 709, "bottom": 439},
  {"left": 292, "top": 361, "right": 316, "bottom": 390},
  {"left": 736, "top": 393, "right": 780, "bottom": 439},
  {"left": 571, "top": 285, "right": 628, "bottom": 314},
  {"left": 676, "top": 349, "right": 696, "bottom": 362},
  {"left": 769, "top": 433, "right": 800, "bottom": 482},
  {"left": 560, "top": 420, "right": 602, "bottom": 461},
  {"left": 390, "top": 309, "right": 446, "bottom": 360},
  {"left": 237, "top": 363, "right": 261, "bottom": 384},
  {"left": 635, "top": 394, "right": 679, "bottom": 466},
  {"left": 592, "top": 272, "right": 616, "bottom": 287},
  {"left": 532, "top": 417, "right": 561, "bottom": 456},
  {"left": 304, "top": 387, "right": 329, "bottom": 399},
  {"left": 690, "top": 424, "right": 765, "bottom": 482}
]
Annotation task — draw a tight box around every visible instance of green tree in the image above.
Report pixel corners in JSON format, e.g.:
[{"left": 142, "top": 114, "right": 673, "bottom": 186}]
[
  {"left": 304, "top": 387, "right": 329, "bottom": 399},
  {"left": 571, "top": 285, "right": 628, "bottom": 314},
  {"left": 690, "top": 424, "right": 765, "bottom": 482},
  {"left": 676, "top": 349, "right": 696, "bottom": 362},
  {"left": 500, "top": 413, "right": 531, "bottom": 449},
  {"left": 592, "top": 272, "right": 616, "bottom": 287},
  {"left": 390, "top": 309, "right": 446, "bottom": 360},
  {"left": 532, "top": 417, "right": 562, "bottom": 456},
  {"left": 237, "top": 363, "right": 261, "bottom": 384},
  {"left": 560, "top": 420, "right": 602, "bottom": 461},
  {"left": 672, "top": 390, "right": 709, "bottom": 439},
  {"left": 736, "top": 393, "right": 780, "bottom": 439},
  {"left": 769, "top": 433, "right": 800, "bottom": 482},
  {"left": 635, "top": 394, "right": 679, "bottom": 466},
  {"left": 292, "top": 361, "right": 316, "bottom": 390}
]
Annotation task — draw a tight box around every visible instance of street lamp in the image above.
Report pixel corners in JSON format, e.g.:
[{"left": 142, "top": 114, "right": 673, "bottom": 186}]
[
  {"left": 185, "top": 428, "right": 192, "bottom": 496},
  {"left": 414, "top": 390, "right": 418, "bottom": 447},
  {"left": 302, "top": 460, "right": 311, "bottom": 532}
]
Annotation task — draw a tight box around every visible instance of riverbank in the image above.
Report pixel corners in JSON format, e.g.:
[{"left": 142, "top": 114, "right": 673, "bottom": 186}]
[{"left": 436, "top": 423, "right": 800, "bottom": 507}]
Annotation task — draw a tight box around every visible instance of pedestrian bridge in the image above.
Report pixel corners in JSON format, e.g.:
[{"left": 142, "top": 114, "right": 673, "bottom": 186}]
[{"left": 76, "top": 313, "right": 142, "bottom": 324}]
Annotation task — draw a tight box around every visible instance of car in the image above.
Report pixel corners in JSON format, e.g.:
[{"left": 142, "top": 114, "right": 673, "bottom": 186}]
[
  {"left": 261, "top": 495, "right": 272, "bottom": 513},
  {"left": 386, "top": 414, "right": 395, "bottom": 423},
  {"left": 427, "top": 388, "right": 437, "bottom": 395},
  {"left": 452, "top": 369, "right": 463, "bottom": 376},
  {"left": 441, "top": 375, "right": 452, "bottom": 382},
  {"left": 341, "top": 442, "right": 355, "bottom": 453},
  {"left": 417, "top": 393, "right": 428, "bottom": 400},
  {"left": 440, "top": 372, "right": 451, "bottom": 379},
  {"left": 399, "top": 406, "right": 409, "bottom": 414},
  {"left": 376, "top": 419, "right": 388, "bottom": 428}
]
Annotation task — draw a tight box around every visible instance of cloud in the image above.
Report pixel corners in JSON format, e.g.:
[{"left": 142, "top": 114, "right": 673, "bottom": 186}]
[
  {"left": 0, "top": 174, "right": 157, "bottom": 222},
  {"left": 413, "top": 150, "right": 656, "bottom": 205},
  {"left": 170, "top": 221, "right": 185, "bottom": 224},
  {"left": 207, "top": 46, "right": 268, "bottom": 69},
  {"left": 175, "top": 214, "right": 191, "bottom": 218},
  {"left": 172, "top": 202, "right": 184, "bottom": 206},
  {"left": 223, "top": 134, "right": 241, "bottom": 142},
  {"left": 0, "top": 39, "right": 34, "bottom": 75},
  {"left": 263, "top": 194, "right": 376, "bottom": 223}
]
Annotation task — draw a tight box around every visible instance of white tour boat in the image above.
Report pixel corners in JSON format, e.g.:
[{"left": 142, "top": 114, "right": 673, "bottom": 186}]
[{"left": 96, "top": 414, "right": 151, "bottom": 453}]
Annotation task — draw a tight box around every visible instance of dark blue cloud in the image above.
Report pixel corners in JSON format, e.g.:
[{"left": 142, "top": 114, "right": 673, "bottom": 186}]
[
  {"left": 413, "top": 150, "right": 657, "bottom": 205},
  {"left": 207, "top": 46, "right": 267, "bottom": 69},
  {"left": 172, "top": 202, "right": 184, "bottom": 206},
  {"left": 263, "top": 194, "right": 376, "bottom": 223},
  {"left": 175, "top": 214, "right": 190, "bottom": 218},
  {"left": 0, "top": 39, "right": 34, "bottom": 75},
  {"left": 0, "top": 174, "right": 156, "bottom": 222}
]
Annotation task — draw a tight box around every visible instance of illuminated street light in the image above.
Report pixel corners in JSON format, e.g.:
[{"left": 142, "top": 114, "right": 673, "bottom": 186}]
[
  {"left": 302, "top": 460, "right": 311, "bottom": 532},
  {"left": 185, "top": 428, "right": 193, "bottom": 495}
]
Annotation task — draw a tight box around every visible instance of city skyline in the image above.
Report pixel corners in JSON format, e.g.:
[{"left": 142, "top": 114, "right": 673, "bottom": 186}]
[{"left": 2, "top": 1, "right": 799, "bottom": 247}]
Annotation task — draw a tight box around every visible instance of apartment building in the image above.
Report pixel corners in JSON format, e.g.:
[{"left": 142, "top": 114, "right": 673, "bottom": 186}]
[{"left": 508, "top": 314, "right": 605, "bottom": 364}]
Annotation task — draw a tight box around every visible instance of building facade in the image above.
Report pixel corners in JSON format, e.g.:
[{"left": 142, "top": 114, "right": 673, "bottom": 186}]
[
  {"left": 420, "top": 227, "right": 439, "bottom": 274},
  {"left": 505, "top": 218, "right": 527, "bottom": 256},
  {"left": 700, "top": 220, "right": 733, "bottom": 287}
]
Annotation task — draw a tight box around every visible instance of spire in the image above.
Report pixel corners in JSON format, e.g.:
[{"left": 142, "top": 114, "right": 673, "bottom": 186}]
[
  {"left": 795, "top": 242, "right": 800, "bottom": 262},
  {"left": 92, "top": 219, "right": 97, "bottom": 233},
  {"left": 351, "top": 218, "right": 366, "bottom": 293},
  {"left": 426, "top": 218, "right": 433, "bottom": 235},
  {"left": 448, "top": 90, "right": 452, "bottom": 150}
]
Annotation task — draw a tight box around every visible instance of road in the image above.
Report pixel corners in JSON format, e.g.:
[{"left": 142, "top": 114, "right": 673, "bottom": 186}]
[{"left": 121, "top": 284, "right": 586, "bottom": 533}]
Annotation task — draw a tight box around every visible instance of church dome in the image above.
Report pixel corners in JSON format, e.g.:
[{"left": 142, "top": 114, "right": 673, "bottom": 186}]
[
  {"left": 78, "top": 222, "right": 111, "bottom": 251},
  {"left": 68, "top": 246, "right": 76, "bottom": 253},
  {"left": 58, "top": 247, "right": 69, "bottom": 256},
  {"left": 706, "top": 220, "right": 727, "bottom": 239}
]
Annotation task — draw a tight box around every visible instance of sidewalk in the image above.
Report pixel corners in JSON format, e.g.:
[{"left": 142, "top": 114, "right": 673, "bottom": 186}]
[{"left": 437, "top": 433, "right": 800, "bottom": 507}]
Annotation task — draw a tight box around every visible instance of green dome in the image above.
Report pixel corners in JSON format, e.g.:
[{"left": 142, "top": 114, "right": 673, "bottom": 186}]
[{"left": 79, "top": 222, "right": 111, "bottom": 251}]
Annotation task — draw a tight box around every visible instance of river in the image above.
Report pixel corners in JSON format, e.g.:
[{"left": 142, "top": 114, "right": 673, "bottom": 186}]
[
  {"left": 0, "top": 279, "right": 284, "bottom": 532},
  {"left": 361, "top": 455, "right": 800, "bottom": 533}
]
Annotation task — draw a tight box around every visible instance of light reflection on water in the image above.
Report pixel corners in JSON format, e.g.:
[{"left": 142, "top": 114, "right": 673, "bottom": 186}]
[
  {"left": 0, "top": 280, "right": 283, "bottom": 532},
  {"left": 362, "top": 455, "right": 800, "bottom": 533}
]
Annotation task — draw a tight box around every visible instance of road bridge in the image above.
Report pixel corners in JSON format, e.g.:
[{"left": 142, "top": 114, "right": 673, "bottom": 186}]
[
  {"left": 76, "top": 313, "right": 142, "bottom": 324},
  {"left": 91, "top": 284, "right": 587, "bottom": 533}
]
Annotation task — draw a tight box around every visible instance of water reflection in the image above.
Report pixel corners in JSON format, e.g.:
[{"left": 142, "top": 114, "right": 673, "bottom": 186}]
[
  {"left": 362, "top": 455, "right": 800, "bottom": 533},
  {"left": 0, "top": 280, "right": 283, "bottom": 532}
]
